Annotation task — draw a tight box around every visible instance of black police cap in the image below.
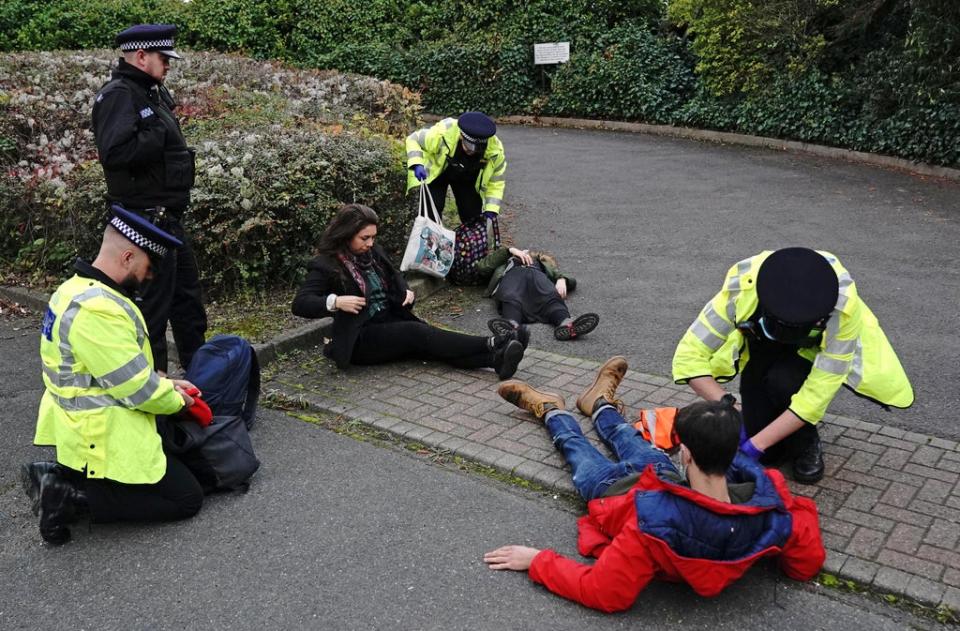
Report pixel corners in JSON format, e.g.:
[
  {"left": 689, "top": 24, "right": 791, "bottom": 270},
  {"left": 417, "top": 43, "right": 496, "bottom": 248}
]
[
  {"left": 115, "top": 24, "right": 182, "bottom": 59},
  {"left": 757, "top": 247, "right": 839, "bottom": 325},
  {"left": 109, "top": 204, "right": 182, "bottom": 259},
  {"left": 458, "top": 112, "right": 496, "bottom": 144}
]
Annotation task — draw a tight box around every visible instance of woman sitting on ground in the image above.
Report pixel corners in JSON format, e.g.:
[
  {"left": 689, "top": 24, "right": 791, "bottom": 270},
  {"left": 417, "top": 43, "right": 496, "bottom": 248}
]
[
  {"left": 292, "top": 204, "right": 525, "bottom": 379},
  {"left": 477, "top": 246, "right": 599, "bottom": 341}
]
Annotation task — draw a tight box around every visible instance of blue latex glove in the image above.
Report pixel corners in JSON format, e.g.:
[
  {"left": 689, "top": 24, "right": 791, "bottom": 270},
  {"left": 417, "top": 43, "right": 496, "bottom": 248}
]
[
  {"left": 483, "top": 211, "right": 498, "bottom": 221},
  {"left": 412, "top": 165, "right": 427, "bottom": 181},
  {"left": 739, "top": 438, "right": 765, "bottom": 460}
]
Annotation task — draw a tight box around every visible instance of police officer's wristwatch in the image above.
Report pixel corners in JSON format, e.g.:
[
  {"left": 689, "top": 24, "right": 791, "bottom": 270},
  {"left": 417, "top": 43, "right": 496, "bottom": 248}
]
[{"left": 720, "top": 394, "right": 737, "bottom": 407}]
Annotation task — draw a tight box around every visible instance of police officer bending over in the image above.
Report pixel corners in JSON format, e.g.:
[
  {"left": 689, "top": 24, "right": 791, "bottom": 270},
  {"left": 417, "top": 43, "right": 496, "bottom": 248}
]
[
  {"left": 21, "top": 206, "right": 204, "bottom": 545},
  {"left": 673, "top": 247, "right": 913, "bottom": 484},
  {"left": 92, "top": 24, "right": 206, "bottom": 373}
]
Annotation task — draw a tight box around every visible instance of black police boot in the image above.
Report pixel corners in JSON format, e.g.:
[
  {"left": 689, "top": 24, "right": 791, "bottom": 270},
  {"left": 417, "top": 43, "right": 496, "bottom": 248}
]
[
  {"left": 20, "top": 462, "right": 61, "bottom": 516},
  {"left": 792, "top": 431, "right": 825, "bottom": 484},
  {"left": 492, "top": 339, "right": 524, "bottom": 380},
  {"left": 38, "top": 470, "right": 86, "bottom": 545}
]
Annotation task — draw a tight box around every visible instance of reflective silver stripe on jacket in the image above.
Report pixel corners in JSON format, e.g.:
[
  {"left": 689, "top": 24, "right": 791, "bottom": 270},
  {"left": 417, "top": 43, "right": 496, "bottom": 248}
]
[
  {"left": 51, "top": 392, "right": 119, "bottom": 411},
  {"left": 484, "top": 196, "right": 502, "bottom": 206},
  {"left": 407, "top": 150, "right": 423, "bottom": 159},
  {"left": 51, "top": 287, "right": 147, "bottom": 391},
  {"left": 118, "top": 370, "right": 162, "bottom": 407},
  {"left": 834, "top": 272, "right": 853, "bottom": 312},
  {"left": 701, "top": 303, "right": 734, "bottom": 337},
  {"left": 814, "top": 354, "right": 851, "bottom": 375},
  {"left": 98, "top": 354, "right": 150, "bottom": 389},
  {"left": 847, "top": 339, "right": 865, "bottom": 388},
  {"left": 691, "top": 320, "right": 724, "bottom": 350},
  {"left": 489, "top": 173, "right": 506, "bottom": 182},
  {"left": 643, "top": 409, "right": 658, "bottom": 441}
]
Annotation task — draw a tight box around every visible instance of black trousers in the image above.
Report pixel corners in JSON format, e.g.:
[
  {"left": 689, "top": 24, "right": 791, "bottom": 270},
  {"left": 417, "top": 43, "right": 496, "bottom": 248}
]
[
  {"left": 427, "top": 170, "right": 483, "bottom": 224},
  {"left": 84, "top": 454, "right": 203, "bottom": 523},
  {"left": 351, "top": 320, "right": 493, "bottom": 368},
  {"left": 500, "top": 301, "right": 569, "bottom": 327},
  {"left": 740, "top": 342, "right": 819, "bottom": 463},
  {"left": 136, "top": 216, "right": 207, "bottom": 372}
]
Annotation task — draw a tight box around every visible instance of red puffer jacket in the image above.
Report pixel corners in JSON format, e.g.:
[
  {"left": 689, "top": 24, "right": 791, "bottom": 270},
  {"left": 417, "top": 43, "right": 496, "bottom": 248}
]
[{"left": 528, "top": 462, "right": 824, "bottom": 612}]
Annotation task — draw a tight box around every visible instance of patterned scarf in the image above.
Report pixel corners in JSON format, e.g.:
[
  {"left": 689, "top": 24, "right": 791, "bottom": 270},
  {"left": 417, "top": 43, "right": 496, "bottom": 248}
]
[{"left": 337, "top": 250, "right": 387, "bottom": 296}]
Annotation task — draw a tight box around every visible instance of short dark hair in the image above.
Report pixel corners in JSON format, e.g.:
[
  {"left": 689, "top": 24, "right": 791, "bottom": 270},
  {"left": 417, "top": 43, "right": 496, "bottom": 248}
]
[
  {"left": 318, "top": 204, "right": 379, "bottom": 255},
  {"left": 675, "top": 400, "right": 742, "bottom": 475}
]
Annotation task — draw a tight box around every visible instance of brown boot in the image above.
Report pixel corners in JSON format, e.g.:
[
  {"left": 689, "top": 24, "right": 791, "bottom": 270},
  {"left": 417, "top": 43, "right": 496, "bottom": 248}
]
[
  {"left": 576, "top": 356, "right": 628, "bottom": 416},
  {"left": 497, "top": 380, "right": 566, "bottom": 420}
]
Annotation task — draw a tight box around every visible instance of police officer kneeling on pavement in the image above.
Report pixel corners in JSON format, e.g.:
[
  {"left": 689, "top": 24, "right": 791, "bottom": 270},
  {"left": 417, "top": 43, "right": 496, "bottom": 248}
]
[
  {"left": 673, "top": 247, "right": 914, "bottom": 484},
  {"left": 92, "top": 24, "right": 206, "bottom": 373},
  {"left": 21, "top": 206, "right": 206, "bottom": 545}
]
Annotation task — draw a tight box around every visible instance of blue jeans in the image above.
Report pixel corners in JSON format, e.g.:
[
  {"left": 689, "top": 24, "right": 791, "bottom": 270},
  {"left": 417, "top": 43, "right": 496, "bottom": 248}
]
[{"left": 546, "top": 407, "right": 677, "bottom": 501}]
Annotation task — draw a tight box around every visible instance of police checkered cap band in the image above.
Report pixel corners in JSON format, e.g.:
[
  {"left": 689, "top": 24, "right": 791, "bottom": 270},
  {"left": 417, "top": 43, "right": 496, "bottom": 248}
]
[
  {"left": 110, "top": 216, "right": 168, "bottom": 257},
  {"left": 460, "top": 130, "right": 488, "bottom": 145},
  {"left": 119, "top": 38, "right": 174, "bottom": 52}
]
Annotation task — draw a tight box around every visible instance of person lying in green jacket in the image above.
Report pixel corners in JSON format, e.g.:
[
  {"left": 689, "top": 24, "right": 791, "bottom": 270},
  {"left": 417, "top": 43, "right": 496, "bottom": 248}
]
[{"left": 477, "top": 246, "right": 599, "bottom": 342}]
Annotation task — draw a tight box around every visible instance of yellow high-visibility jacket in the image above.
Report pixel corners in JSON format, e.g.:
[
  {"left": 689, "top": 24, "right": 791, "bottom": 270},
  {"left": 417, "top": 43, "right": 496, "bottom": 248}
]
[
  {"left": 405, "top": 117, "right": 507, "bottom": 215},
  {"left": 672, "top": 251, "right": 913, "bottom": 423},
  {"left": 34, "top": 274, "right": 184, "bottom": 484}
]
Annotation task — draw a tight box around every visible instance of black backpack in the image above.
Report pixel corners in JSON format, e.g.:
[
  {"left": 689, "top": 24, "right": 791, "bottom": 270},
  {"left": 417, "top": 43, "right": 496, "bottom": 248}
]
[{"left": 159, "top": 335, "right": 261, "bottom": 492}]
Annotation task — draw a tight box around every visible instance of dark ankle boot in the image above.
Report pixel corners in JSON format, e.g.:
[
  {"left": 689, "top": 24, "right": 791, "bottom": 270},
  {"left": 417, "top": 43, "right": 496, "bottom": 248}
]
[
  {"left": 487, "top": 319, "right": 530, "bottom": 349},
  {"left": 38, "top": 470, "right": 86, "bottom": 545},
  {"left": 792, "top": 432, "right": 825, "bottom": 484},
  {"left": 554, "top": 313, "right": 600, "bottom": 341},
  {"left": 21, "top": 461, "right": 61, "bottom": 516},
  {"left": 493, "top": 339, "right": 524, "bottom": 380}
]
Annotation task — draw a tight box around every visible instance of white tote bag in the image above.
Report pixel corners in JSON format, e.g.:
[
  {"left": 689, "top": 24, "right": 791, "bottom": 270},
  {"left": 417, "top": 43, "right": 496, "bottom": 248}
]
[{"left": 399, "top": 182, "right": 456, "bottom": 278}]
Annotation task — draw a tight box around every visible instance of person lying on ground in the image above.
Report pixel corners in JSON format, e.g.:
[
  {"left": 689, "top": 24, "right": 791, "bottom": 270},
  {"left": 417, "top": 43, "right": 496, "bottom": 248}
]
[
  {"left": 292, "top": 203, "right": 526, "bottom": 379},
  {"left": 484, "top": 356, "right": 825, "bottom": 612},
  {"left": 478, "top": 245, "right": 599, "bottom": 342}
]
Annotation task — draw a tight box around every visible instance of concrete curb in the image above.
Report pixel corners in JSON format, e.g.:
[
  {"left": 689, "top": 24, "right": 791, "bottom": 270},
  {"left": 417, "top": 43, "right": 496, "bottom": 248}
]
[
  {"left": 423, "top": 113, "right": 960, "bottom": 182},
  {"left": 0, "top": 273, "right": 447, "bottom": 368}
]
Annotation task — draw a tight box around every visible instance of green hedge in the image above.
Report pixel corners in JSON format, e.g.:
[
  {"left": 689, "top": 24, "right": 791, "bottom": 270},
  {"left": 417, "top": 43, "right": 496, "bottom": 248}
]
[
  {"left": 1, "top": 0, "right": 957, "bottom": 168},
  {"left": 0, "top": 51, "right": 420, "bottom": 290}
]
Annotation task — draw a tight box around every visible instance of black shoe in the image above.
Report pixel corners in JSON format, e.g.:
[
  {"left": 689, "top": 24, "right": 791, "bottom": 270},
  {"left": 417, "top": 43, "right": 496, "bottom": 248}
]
[
  {"left": 38, "top": 471, "right": 85, "bottom": 545},
  {"left": 554, "top": 313, "right": 600, "bottom": 341},
  {"left": 20, "top": 462, "right": 60, "bottom": 516},
  {"left": 494, "top": 340, "right": 524, "bottom": 380},
  {"left": 792, "top": 433, "right": 825, "bottom": 484},
  {"left": 487, "top": 318, "right": 530, "bottom": 349}
]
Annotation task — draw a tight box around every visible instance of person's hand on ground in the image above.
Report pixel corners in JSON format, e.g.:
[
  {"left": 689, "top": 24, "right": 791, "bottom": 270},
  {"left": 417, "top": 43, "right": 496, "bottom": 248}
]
[
  {"left": 484, "top": 545, "right": 541, "bottom": 571},
  {"left": 508, "top": 247, "right": 533, "bottom": 266},
  {"left": 403, "top": 289, "right": 415, "bottom": 306},
  {"left": 336, "top": 296, "right": 367, "bottom": 314},
  {"left": 555, "top": 277, "right": 568, "bottom": 299}
]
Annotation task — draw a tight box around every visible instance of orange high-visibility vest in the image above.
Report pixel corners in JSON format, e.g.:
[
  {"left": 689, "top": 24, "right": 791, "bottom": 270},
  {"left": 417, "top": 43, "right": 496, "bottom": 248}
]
[{"left": 633, "top": 407, "right": 680, "bottom": 452}]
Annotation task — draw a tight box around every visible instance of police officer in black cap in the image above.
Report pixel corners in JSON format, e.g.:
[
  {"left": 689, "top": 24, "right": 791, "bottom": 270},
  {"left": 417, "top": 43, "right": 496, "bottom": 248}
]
[
  {"left": 673, "top": 247, "right": 913, "bottom": 484},
  {"left": 405, "top": 111, "right": 507, "bottom": 225},
  {"left": 92, "top": 24, "right": 206, "bottom": 373}
]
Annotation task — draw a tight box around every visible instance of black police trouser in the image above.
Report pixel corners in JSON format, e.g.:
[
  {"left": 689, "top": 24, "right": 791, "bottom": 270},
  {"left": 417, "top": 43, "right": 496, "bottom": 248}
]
[
  {"left": 427, "top": 170, "right": 483, "bottom": 224},
  {"left": 84, "top": 454, "right": 203, "bottom": 523},
  {"left": 739, "top": 343, "right": 819, "bottom": 464},
  {"left": 137, "top": 216, "right": 207, "bottom": 372}
]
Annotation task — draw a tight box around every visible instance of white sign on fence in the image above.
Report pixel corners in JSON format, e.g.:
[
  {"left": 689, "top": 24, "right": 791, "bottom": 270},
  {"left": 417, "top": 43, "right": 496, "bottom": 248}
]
[{"left": 533, "top": 42, "right": 570, "bottom": 65}]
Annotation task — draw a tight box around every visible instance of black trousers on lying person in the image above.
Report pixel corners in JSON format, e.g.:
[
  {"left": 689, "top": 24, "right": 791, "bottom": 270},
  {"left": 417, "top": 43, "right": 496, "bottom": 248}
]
[
  {"left": 351, "top": 320, "right": 493, "bottom": 368},
  {"left": 84, "top": 454, "right": 203, "bottom": 523},
  {"left": 739, "top": 340, "right": 818, "bottom": 464},
  {"left": 500, "top": 301, "right": 570, "bottom": 327}
]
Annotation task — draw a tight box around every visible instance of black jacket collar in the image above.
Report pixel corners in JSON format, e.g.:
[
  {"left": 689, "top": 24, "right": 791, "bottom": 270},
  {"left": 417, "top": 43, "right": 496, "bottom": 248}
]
[
  {"left": 73, "top": 258, "right": 133, "bottom": 299},
  {"left": 113, "top": 58, "right": 159, "bottom": 90}
]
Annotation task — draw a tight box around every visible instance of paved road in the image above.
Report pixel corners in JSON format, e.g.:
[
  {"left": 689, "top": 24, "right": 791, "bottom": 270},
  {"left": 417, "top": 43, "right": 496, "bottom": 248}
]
[
  {"left": 0, "top": 317, "right": 944, "bottom": 629},
  {"left": 443, "top": 125, "right": 960, "bottom": 440}
]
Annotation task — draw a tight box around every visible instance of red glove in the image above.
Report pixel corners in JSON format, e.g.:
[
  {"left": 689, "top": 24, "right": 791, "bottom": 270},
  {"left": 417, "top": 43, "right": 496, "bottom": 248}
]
[{"left": 180, "top": 386, "right": 213, "bottom": 427}]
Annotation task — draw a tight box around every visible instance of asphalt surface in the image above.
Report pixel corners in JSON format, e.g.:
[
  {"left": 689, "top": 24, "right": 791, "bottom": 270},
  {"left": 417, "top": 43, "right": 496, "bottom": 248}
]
[
  {"left": 0, "top": 315, "right": 945, "bottom": 629},
  {"left": 441, "top": 125, "right": 960, "bottom": 441}
]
